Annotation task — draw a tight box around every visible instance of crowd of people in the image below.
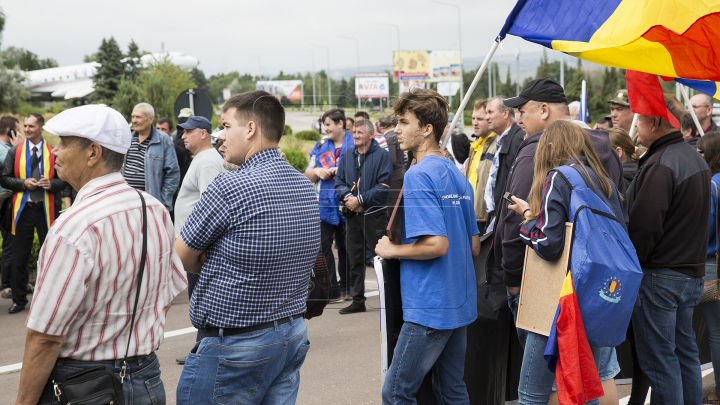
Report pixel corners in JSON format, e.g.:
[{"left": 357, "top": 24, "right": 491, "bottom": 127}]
[{"left": 1, "top": 76, "right": 718, "bottom": 404}]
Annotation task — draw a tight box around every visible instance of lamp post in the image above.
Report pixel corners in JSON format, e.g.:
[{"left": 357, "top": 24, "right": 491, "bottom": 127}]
[
  {"left": 430, "top": 0, "right": 464, "bottom": 127},
  {"left": 312, "top": 45, "right": 332, "bottom": 107},
  {"left": 338, "top": 35, "right": 361, "bottom": 111},
  {"left": 375, "top": 23, "right": 401, "bottom": 101},
  {"left": 309, "top": 51, "right": 316, "bottom": 113},
  {"left": 515, "top": 48, "right": 520, "bottom": 96}
]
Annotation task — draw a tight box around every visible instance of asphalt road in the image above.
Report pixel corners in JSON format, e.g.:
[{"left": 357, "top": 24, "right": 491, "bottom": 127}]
[{"left": 0, "top": 251, "right": 716, "bottom": 404}]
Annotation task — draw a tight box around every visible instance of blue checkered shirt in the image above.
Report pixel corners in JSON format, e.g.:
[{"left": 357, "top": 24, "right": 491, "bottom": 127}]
[{"left": 180, "top": 148, "right": 321, "bottom": 329}]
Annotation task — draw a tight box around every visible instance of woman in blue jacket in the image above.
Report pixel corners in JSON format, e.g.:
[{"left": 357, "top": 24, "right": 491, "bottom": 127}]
[
  {"left": 508, "top": 120, "right": 623, "bottom": 404},
  {"left": 696, "top": 132, "right": 720, "bottom": 405}
]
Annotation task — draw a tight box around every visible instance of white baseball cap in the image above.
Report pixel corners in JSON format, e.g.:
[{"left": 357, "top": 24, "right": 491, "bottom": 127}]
[{"left": 44, "top": 104, "right": 132, "bottom": 154}]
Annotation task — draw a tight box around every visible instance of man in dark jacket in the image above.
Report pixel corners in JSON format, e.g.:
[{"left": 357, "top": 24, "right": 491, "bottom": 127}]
[
  {"left": 627, "top": 94, "right": 710, "bottom": 405},
  {"left": 335, "top": 119, "right": 392, "bottom": 314},
  {"left": 378, "top": 114, "right": 405, "bottom": 217},
  {"left": 488, "top": 78, "right": 626, "bottom": 399},
  {"left": 483, "top": 96, "right": 524, "bottom": 223},
  {"left": 0, "top": 113, "right": 65, "bottom": 313}
]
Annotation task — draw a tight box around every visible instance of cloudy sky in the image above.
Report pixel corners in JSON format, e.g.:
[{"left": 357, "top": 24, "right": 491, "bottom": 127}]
[{"left": 1, "top": 0, "right": 546, "bottom": 78}]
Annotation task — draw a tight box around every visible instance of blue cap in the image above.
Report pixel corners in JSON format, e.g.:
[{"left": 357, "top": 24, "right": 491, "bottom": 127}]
[{"left": 177, "top": 116, "right": 212, "bottom": 133}]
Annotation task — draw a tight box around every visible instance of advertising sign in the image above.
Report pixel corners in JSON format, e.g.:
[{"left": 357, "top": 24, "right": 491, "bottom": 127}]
[
  {"left": 393, "top": 50, "right": 462, "bottom": 82},
  {"left": 399, "top": 81, "right": 427, "bottom": 93},
  {"left": 255, "top": 80, "right": 303, "bottom": 100},
  {"left": 437, "top": 81, "right": 461, "bottom": 97},
  {"left": 355, "top": 73, "right": 389, "bottom": 99}
]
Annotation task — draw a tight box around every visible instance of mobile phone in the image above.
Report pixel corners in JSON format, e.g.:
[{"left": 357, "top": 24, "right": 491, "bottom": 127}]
[
  {"left": 503, "top": 191, "right": 515, "bottom": 204},
  {"left": 6, "top": 128, "right": 14, "bottom": 139}
]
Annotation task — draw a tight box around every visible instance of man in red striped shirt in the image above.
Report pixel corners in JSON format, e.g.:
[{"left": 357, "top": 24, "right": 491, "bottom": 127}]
[{"left": 15, "top": 104, "right": 188, "bottom": 405}]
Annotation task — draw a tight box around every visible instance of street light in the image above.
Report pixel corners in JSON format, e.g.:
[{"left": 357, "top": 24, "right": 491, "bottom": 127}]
[
  {"left": 312, "top": 44, "right": 332, "bottom": 107},
  {"left": 249, "top": 54, "right": 261, "bottom": 77},
  {"left": 338, "top": 35, "right": 361, "bottom": 111},
  {"left": 430, "top": 0, "right": 465, "bottom": 127},
  {"left": 375, "top": 23, "right": 401, "bottom": 100},
  {"left": 309, "top": 51, "right": 317, "bottom": 113},
  {"left": 515, "top": 48, "right": 520, "bottom": 96}
]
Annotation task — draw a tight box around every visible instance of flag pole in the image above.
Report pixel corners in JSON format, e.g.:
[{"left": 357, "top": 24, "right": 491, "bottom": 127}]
[
  {"left": 628, "top": 113, "right": 639, "bottom": 142},
  {"left": 441, "top": 40, "right": 501, "bottom": 152},
  {"left": 677, "top": 83, "right": 705, "bottom": 136}
]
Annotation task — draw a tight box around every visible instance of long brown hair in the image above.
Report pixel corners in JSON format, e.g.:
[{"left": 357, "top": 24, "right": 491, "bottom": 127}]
[
  {"left": 698, "top": 131, "right": 720, "bottom": 174},
  {"left": 608, "top": 127, "right": 640, "bottom": 162},
  {"left": 528, "top": 121, "right": 613, "bottom": 220}
]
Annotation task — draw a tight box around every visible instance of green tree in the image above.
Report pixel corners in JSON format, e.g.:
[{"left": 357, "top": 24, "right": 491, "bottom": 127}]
[
  {"left": 91, "top": 37, "right": 125, "bottom": 104},
  {"left": 565, "top": 59, "right": 585, "bottom": 102},
  {"left": 0, "top": 6, "right": 5, "bottom": 48},
  {"left": 125, "top": 39, "right": 141, "bottom": 82},
  {"left": 190, "top": 68, "right": 209, "bottom": 93},
  {"left": 112, "top": 79, "right": 145, "bottom": 120},
  {"left": 83, "top": 53, "right": 98, "bottom": 63},
  {"left": 0, "top": 65, "right": 28, "bottom": 112},
  {"left": 136, "top": 56, "right": 196, "bottom": 120},
  {"left": 1, "top": 47, "right": 58, "bottom": 70}
]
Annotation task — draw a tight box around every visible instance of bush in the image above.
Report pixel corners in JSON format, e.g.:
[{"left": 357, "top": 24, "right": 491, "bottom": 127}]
[
  {"left": 283, "top": 124, "right": 293, "bottom": 136},
  {"left": 295, "top": 130, "right": 321, "bottom": 141},
  {"left": 284, "top": 149, "right": 308, "bottom": 172}
]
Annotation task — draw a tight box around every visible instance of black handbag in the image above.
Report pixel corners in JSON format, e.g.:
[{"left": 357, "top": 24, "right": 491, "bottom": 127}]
[{"left": 53, "top": 190, "right": 148, "bottom": 405}]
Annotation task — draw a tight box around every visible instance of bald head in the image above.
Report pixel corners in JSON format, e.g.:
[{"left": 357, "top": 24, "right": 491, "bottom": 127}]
[{"left": 690, "top": 93, "right": 714, "bottom": 129}]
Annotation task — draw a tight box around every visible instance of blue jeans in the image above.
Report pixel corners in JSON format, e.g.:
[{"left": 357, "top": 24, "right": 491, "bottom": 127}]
[
  {"left": 38, "top": 353, "right": 164, "bottom": 405},
  {"left": 507, "top": 293, "right": 619, "bottom": 404},
  {"left": 507, "top": 291, "right": 528, "bottom": 346},
  {"left": 698, "top": 260, "right": 720, "bottom": 396},
  {"left": 176, "top": 316, "right": 310, "bottom": 405},
  {"left": 632, "top": 268, "right": 703, "bottom": 405},
  {"left": 382, "top": 322, "right": 469, "bottom": 405}
]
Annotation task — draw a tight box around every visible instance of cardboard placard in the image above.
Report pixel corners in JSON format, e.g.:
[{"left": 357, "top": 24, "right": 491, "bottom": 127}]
[{"left": 516, "top": 223, "right": 574, "bottom": 336}]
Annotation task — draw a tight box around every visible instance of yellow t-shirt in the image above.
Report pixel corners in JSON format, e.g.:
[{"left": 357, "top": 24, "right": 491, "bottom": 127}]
[{"left": 466, "top": 134, "right": 493, "bottom": 192}]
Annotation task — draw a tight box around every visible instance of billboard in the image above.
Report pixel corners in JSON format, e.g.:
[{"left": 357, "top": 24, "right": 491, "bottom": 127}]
[
  {"left": 393, "top": 50, "right": 462, "bottom": 82},
  {"left": 355, "top": 73, "right": 389, "bottom": 99},
  {"left": 255, "top": 80, "right": 303, "bottom": 100}
]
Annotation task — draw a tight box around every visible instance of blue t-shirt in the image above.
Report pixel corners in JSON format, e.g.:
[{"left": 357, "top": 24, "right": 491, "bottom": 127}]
[
  {"left": 709, "top": 172, "right": 720, "bottom": 256},
  {"left": 400, "top": 155, "right": 479, "bottom": 330}
]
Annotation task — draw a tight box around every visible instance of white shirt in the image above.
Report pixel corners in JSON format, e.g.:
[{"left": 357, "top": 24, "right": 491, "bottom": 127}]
[
  {"left": 27, "top": 139, "right": 43, "bottom": 202},
  {"left": 174, "top": 148, "right": 226, "bottom": 237},
  {"left": 26, "top": 172, "right": 188, "bottom": 360}
]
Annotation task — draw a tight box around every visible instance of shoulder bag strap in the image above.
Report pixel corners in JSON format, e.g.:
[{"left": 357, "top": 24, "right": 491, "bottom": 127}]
[
  {"left": 120, "top": 190, "right": 148, "bottom": 383},
  {"left": 714, "top": 181, "right": 719, "bottom": 278}
]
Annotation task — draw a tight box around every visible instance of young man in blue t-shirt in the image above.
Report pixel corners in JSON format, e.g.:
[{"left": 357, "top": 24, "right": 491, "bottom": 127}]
[{"left": 375, "top": 88, "right": 480, "bottom": 404}]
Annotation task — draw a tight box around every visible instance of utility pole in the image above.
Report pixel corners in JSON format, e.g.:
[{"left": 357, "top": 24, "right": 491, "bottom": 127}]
[
  {"left": 560, "top": 54, "right": 565, "bottom": 88},
  {"left": 313, "top": 45, "right": 332, "bottom": 107},
  {"left": 515, "top": 48, "right": 520, "bottom": 96},
  {"left": 310, "top": 52, "right": 316, "bottom": 113}
]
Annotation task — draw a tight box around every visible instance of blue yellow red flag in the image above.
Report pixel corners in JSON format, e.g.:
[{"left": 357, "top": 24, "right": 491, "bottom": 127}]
[
  {"left": 497, "top": 0, "right": 720, "bottom": 81},
  {"left": 672, "top": 78, "right": 720, "bottom": 101}
]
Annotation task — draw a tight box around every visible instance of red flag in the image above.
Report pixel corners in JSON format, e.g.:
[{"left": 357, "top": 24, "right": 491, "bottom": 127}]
[{"left": 626, "top": 70, "right": 681, "bottom": 129}]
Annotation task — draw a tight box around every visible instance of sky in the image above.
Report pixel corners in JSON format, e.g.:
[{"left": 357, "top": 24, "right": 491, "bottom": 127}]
[{"left": 1, "top": 0, "right": 547, "bottom": 78}]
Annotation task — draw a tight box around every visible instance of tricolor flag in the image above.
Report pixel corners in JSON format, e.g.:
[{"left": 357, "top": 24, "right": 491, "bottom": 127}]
[
  {"left": 497, "top": 0, "right": 720, "bottom": 81},
  {"left": 545, "top": 272, "right": 604, "bottom": 405},
  {"left": 672, "top": 78, "right": 720, "bottom": 101}
]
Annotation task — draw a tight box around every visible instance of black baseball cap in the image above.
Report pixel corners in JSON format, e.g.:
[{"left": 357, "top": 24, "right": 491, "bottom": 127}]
[{"left": 503, "top": 77, "right": 568, "bottom": 108}]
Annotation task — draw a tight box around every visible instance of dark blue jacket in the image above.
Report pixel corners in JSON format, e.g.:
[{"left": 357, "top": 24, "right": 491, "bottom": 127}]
[{"left": 335, "top": 139, "right": 392, "bottom": 216}]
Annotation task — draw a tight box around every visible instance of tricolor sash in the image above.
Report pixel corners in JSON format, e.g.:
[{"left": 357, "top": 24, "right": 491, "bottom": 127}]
[{"left": 12, "top": 139, "right": 56, "bottom": 234}]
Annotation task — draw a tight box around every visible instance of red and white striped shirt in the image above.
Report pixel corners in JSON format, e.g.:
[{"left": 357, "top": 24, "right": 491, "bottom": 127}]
[{"left": 26, "top": 172, "right": 188, "bottom": 361}]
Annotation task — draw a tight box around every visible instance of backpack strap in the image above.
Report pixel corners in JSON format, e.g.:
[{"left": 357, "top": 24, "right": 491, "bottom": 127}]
[{"left": 553, "top": 165, "right": 587, "bottom": 190}]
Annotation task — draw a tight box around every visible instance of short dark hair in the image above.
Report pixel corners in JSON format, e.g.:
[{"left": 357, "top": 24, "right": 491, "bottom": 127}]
[
  {"left": 76, "top": 137, "right": 126, "bottom": 172},
  {"left": 698, "top": 132, "right": 720, "bottom": 174},
  {"left": 347, "top": 117, "right": 355, "bottom": 125},
  {"left": 25, "top": 113, "right": 44, "bottom": 126},
  {"left": 0, "top": 116, "right": 19, "bottom": 136},
  {"left": 156, "top": 117, "right": 173, "bottom": 129},
  {"left": 681, "top": 112, "right": 698, "bottom": 137},
  {"left": 596, "top": 115, "right": 613, "bottom": 128},
  {"left": 393, "top": 88, "right": 448, "bottom": 142},
  {"left": 377, "top": 113, "right": 397, "bottom": 129},
  {"left": 222, "top": 90, "right": 285, "bottom": 143},
  {"left": 322, "top": 108, "right": 346, "bottom": 130},
  {"left": 354, "top": 111, "right": 370, "bottom": 120}
]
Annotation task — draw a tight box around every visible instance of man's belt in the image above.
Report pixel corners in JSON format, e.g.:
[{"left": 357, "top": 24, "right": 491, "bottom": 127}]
[
  {"left": 59, "top": 352, "right": 155, "bottom": 364},
  {"left": 205, "top": 316, "right": 296, "bottom": 337}
]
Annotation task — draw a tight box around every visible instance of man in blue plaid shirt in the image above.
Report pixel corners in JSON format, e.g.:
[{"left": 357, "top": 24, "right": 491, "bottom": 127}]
[{"left": 174, "top": 90, "right": 321, "bottom": 405}]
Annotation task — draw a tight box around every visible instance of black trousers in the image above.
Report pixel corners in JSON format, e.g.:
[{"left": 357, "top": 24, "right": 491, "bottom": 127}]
[
  {"left": 1, "top": 227, "right": 13, "bottom": 289},
  {"left": 320, "top": 220, "right": 347, "bottom": 297},
  {"left": 12, "top": 205, "right": 49, "bottom": 306},
  {"left": 346, "top": 211, "right": 388, "bottom": 303}
]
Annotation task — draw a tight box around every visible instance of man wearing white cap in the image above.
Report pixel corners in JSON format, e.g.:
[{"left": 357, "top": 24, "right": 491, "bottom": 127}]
[{"left": 15, "top": 104, "right": 188, "bottom": 405}]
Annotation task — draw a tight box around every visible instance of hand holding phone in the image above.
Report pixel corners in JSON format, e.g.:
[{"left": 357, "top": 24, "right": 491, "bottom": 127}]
[{"left": 503, "top": 191, "right": 516, "bottom": 204}]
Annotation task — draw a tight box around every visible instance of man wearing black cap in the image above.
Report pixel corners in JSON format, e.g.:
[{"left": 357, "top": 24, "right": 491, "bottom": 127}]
[{"left": 485, "top": 77, "right": 625, "bottom": 403}]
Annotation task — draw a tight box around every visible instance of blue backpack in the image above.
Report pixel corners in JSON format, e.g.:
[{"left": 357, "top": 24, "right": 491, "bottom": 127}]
[{"left": 554, "top": 164, "right": 643, "bottom": 348}]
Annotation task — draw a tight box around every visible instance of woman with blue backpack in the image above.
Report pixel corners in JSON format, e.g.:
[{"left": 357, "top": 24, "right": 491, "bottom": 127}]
[
  {"left": 508, "top": 120, "right": 638, "bottom": 405},
  {"left": 696, "top": 132, "right": 720, "bottom": 405}
]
